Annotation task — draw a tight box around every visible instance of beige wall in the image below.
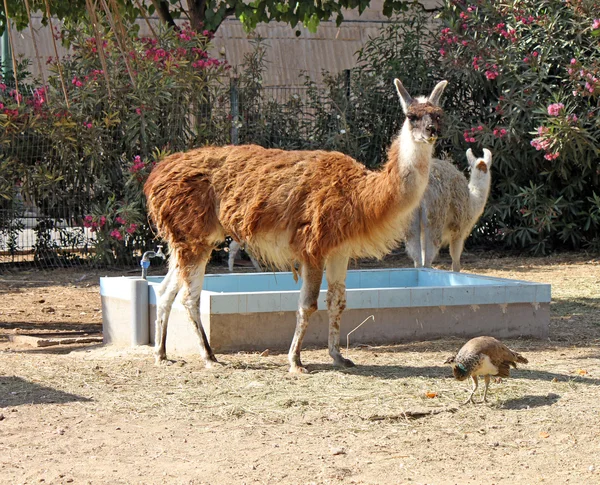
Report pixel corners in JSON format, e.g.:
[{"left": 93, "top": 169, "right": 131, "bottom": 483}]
[{"left": 10, "top": 0, "right": 441, "bottom": 87}]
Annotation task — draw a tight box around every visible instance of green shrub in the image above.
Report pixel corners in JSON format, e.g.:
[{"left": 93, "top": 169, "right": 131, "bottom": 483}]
[
  {"left": 1, "top": 21, "right": 229, "bottom": 265},
  {"left": 437, "top": 0, "right": 600, "bottom": 253}
]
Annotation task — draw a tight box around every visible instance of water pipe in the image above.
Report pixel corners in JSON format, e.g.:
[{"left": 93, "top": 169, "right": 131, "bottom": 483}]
[{"left": 140, "top": 245, "right": 165, "bottom": 279}]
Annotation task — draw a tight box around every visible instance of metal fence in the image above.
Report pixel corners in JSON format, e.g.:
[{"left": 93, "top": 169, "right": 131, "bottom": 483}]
[{"left": 0, "top": 71, "right": 405, "bottom": 270}]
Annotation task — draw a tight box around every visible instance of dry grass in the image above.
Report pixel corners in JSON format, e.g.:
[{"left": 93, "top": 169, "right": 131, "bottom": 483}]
[{"left": 1, "top": 252, "right": 600, "bottom": 484}]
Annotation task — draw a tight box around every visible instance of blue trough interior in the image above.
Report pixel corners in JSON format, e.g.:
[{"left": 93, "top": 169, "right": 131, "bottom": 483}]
[{"left": 102, "top": 268, "right": 551, "bottom": 354}]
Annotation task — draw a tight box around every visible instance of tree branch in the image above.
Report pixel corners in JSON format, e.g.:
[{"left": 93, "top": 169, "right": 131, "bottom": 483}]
[{"left": 151, "top": 0, "right": 178, "bottom": 30}]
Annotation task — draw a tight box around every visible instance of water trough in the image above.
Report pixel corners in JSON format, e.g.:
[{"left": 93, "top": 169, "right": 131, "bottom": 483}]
[{"left": 100, "top": 268, "right": 550, "bottom": 355}]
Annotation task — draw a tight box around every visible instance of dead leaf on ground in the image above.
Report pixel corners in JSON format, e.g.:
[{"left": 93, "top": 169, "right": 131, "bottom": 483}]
[{"left": 539, "top": 431, "right": 550, "bottom": 439}]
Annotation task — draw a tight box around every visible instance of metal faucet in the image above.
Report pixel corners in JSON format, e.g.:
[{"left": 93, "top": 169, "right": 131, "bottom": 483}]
[{"left": 140, "top": 245, "right": 166, "bottom": 279}]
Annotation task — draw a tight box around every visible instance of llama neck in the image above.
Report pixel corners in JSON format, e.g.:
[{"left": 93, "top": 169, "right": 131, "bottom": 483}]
[
  {"left": 393, "top": 125, "right": 434, "bottom": 206},
  {"left": 468, "top": 173, "right": 491, "bottom": 222},
  {"left": 357, "top": 126, "right": 433, "bottom": 224}
]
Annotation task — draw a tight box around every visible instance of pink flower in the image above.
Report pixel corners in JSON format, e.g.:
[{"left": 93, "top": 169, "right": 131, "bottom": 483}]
[
  {"left": 126, "top": 224, "right": 138, "bottom": 234},
  {"left": 477, "top": 125, "right": 484, "bottom": 131},
  {"left": 0, "top": 103, "right": 3, "bottom": 110},
  {"left": 83, "top": 122, "right": 93, "bottom": 129},
  {"left": 110, "top": 229, "right": 123, "bottom": 240},
  {"left": 544, "top": 152, "right": 559, "bottom": 161},
  {"left": 439, "top": 48, "right": 446, "bottom": 56},
  {"left": 532, "top": 51, "right": 539, "bottom": 58},
  {"left": 593, "top": 19, "right": 600, "bottom": 30},
  {"left": 99, "top": 216, "right": 107, "bottom": 227},
  {"left": 9, "top": 90, "right": 23, "bottom": 103},
  {"left": 136, "top": 108, "right": 142, "bottom": 115},
  {"left": 568, "top": 114, "right": 578, "bottom": 123},
  {"left": 570, "top": 58, "right": 577, "bottom": 65},
  {"left": 485, "top": 69, "right": 498, "bottom": 80},
  {"left": 83, "top": 215, "right": 93, "bottom": 228},
  {"left": 523, "top": 57, "right": 529, "bottom": 63},
  {"left": 116, "top": 216, "right": 126, "bottom": 225},
  {"left": 547, "top": 103, "right": 564, "bottom": 116}
]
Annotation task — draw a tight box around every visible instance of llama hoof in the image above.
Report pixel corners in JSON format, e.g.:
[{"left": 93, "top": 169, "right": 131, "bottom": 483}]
[
  {"left": 154, "top": 353, "right": 167, "bottom": 365},
  {"left": 289, "top": 365, "right": 309, "bottom": 374},
  {"left": 334, "top": 356, "right": 356, "bottom": 368}
]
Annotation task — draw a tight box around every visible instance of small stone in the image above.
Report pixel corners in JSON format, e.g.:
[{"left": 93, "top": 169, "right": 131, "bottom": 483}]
[
  {"left": 42, "top": 307, "right": 55, "bottom": 314},
  {"left": 0, "top": 414, "right": 5, "bottom": 421},
  {"left": 330, "top": 447, "right": 346, "bottom": 456},
  {"left": 56, "top": 428, "right": 65, "bottom": 435},
  {"left": 590, "top": 465, "right": 595, "bottom": 473},
  {"left": 260, "top": 349, "right": 270, "bottom": 357},
  {"left": 38, "top": 299, "right": 46, "bottom": 304}
]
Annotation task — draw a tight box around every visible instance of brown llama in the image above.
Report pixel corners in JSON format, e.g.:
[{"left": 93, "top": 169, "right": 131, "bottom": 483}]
[{"left": 144, "top": 78, "right": 448, "bottom": 373}]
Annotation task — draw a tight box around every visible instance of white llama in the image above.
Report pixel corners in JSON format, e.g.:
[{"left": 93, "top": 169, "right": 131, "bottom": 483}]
[
  {"left": 227, "top": 240, "right": 262, "bottom": 272},
  {"left": 404, "top": 148, "right": 492, "bottom": 272}
]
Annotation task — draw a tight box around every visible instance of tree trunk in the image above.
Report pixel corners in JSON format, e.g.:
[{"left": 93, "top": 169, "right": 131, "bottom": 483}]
[
  {"left": 187, "top": 0, "right": 206, "bottom": 32},
  {"left": 151, "top": 0, "right": 178, "bottom": 30}
]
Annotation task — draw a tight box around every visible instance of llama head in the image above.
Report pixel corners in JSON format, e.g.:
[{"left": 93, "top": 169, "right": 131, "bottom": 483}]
[
  {"left": 394, "top": 78, "right": 448, "bottom": 144},
  {"left": 467, "top": 148, "right": 493, "bottom": 176}
]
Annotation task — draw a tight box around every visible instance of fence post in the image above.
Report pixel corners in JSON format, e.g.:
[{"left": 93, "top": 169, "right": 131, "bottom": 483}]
[
  {"left": 1, "top": 24, "right": 13, "bottom": 81},
  {"left": 230, "top": 77, "right": 239, "bottom": 145},
  {"left": 344, "top": 69, "right": 351, "bottom": 101}
]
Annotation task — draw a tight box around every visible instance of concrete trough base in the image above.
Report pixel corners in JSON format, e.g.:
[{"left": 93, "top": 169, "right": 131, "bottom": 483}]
[{"left": 100, "top": 268, "right": 551, "bottom": 356}]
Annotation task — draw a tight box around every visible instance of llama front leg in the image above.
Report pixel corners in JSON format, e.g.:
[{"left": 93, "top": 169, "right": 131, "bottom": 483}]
[
  {"left": 180, "top": 255, "right": 219, "bottom": 368},
  {"left": 325, "top": 253, "right": 354, "bottom": 368},
  {"left": 288, "top": 262, "right": 324, "bottom": 374},
  {"left": 449, "top": 237, "right": 464, "bottom": 272},
  {"left": 154, "top": 265, "right": 181, "bottom": 364}
]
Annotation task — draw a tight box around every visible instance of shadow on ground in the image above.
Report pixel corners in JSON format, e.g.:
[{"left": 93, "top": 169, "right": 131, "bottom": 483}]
[
  {"left": 0, "top": 376, "right": 92, "bottom": 407},
  {"left": 500, "top": 393, "right": 561, "bottom": 409},
  {"left": 305, "top": 364, "right": 600, "bottom": 386}
]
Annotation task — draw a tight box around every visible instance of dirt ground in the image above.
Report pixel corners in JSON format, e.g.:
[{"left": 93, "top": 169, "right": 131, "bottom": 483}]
[{"left": 1, "top": 251, "right": 599, "bottom": 485}]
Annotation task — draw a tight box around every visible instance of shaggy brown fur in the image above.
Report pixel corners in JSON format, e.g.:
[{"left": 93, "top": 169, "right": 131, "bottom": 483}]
[
  {"left": 146, "top": 142, "right": 427, "bottom": 272},
  {"left": 144, "top": 78, "right": 448, "bottom": 372}
]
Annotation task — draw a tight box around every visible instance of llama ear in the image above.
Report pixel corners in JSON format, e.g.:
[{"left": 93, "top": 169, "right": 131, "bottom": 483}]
[
  {"left": 394, "top": 78, "right": 413, "bottom": 113},
  {"left": 466, "top": 148, "right": 477, "bottom": 167},
  {"left": 443, "top": 356, "right": 455, "bottom": 365},
  {"left": 483, "top": 148, "right": 493, "bottom": 166},
  {"left": 428, "top": 80, "right": 448, "bottom": 106}
]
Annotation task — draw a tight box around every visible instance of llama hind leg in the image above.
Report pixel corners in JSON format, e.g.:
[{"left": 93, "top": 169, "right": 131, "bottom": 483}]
[
  {"left": 288, "top": 262, "right": 324, "bottom": 374},
  {"left": 449, "top": 237, "right": 464, "bottom": 272},
  {"left": 154, "top": 265, "right": 182, "bottom": 364},
  {"left": 228, "top": 240, "right": 240, "bottom": 272},
  {"left": 325, "top": 253, "right": 354, "bottom": 368},
  {"left": 405, "top": 208, "right": 423, "bottom": 267},
  {"left": 180, "top": 252, "right": 219, "bottom": 367}
]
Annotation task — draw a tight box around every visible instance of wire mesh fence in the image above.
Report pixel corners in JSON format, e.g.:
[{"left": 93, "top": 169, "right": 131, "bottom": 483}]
[{"left": 0, "top": 69, "right": 406, "bottom": 271}]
